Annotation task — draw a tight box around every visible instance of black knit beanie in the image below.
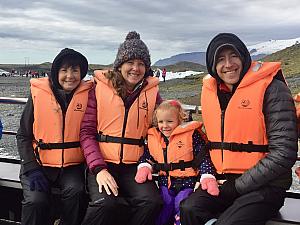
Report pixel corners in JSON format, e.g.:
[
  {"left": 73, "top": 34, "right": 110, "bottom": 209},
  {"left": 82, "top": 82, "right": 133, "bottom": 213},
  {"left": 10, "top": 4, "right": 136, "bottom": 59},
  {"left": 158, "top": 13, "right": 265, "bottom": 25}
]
[
  {"left": 50, "top": 48, "right": 88, "bottom": 89},
  {"left": 206, "top": 33, "right": 251, "bottom": 83},
  {"left": 113, "top": 31, "right": 151, "bottom": 71}
]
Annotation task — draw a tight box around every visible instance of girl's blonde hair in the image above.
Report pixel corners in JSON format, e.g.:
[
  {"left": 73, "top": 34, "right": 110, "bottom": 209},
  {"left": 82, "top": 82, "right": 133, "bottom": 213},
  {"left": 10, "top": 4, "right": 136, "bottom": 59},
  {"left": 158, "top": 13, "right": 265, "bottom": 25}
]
[{"left": 153, "top": 100, "right": 187, "bottom": 127}]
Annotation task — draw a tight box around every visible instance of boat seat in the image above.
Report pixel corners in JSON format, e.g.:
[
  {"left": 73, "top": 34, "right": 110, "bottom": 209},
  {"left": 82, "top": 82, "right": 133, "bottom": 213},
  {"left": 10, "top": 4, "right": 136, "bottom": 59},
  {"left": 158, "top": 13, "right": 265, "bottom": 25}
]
[{"left": 266, "top": 196, "right": 300, "bottom": 225}]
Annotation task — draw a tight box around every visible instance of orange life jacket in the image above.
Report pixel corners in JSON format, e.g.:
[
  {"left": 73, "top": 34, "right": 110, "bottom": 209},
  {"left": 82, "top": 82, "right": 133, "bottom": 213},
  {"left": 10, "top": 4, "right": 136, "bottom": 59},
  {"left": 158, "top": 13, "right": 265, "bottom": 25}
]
[
  {"left": 31, "top": 77, "right": 93, "bottom": 167},
  {"left": 147, "top": 121, "right": 203, "bottom": 178},
  {"left": 94, "top": 70, "right": 159, "bottom": 164},
  {"left": 201, "top": 62, "right": 282, "bottom": 174}
]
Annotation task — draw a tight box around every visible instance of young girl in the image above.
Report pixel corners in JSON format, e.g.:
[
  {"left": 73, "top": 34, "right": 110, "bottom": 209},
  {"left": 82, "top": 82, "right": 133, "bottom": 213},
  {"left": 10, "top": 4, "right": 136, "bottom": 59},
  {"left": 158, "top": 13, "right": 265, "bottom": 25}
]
[{"left": 135, "top": 100, "right": 219, "bottom": 225}]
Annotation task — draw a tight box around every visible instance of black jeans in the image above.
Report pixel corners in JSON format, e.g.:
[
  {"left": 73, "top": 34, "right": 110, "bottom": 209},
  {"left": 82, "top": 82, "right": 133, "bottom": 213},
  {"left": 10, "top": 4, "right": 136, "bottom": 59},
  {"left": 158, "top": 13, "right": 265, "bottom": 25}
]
[
  {"left": 81, "top": 163, "right": 163, "bottom": 225},
  {"left": 20, "top": 164, "right": 87, "bottom": 225},
  {"left": 180, "top": 185, "right": 285, "bottom": 225}
]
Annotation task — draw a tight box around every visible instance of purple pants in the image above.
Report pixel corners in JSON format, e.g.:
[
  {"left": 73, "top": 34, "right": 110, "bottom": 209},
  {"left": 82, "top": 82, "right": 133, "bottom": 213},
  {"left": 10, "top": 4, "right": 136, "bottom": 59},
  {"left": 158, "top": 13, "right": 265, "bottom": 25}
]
[{"left": 156, "top": 186, "right": 193, "bottom": 225}]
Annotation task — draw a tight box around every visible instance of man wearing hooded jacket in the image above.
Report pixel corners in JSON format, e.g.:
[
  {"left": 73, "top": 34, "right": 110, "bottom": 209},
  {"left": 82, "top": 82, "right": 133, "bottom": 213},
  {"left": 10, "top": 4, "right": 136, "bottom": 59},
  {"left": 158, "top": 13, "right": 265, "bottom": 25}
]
[
  {"left": 180, "top": 33, "right": 298, "bottom": 225},
  {"left": 17, "top": 48, "right": 93, "bottom": 225}
]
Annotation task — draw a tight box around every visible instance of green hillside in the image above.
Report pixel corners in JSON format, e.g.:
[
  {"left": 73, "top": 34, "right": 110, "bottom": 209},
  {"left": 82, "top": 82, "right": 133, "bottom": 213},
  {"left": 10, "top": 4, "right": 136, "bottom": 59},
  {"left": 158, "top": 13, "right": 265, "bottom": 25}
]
[{"left": 262, "top": 43, "right": 300, "bottom": 77}]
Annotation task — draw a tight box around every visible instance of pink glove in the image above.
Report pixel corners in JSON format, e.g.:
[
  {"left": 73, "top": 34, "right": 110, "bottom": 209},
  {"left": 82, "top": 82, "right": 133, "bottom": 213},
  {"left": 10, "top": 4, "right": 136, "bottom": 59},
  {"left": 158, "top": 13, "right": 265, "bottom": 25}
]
[
  {"left": 135, "top": 166, "right": 152, "bottom": 183},
  {"left": 201, "top": 178, "right": 220, "bottom": 196}
]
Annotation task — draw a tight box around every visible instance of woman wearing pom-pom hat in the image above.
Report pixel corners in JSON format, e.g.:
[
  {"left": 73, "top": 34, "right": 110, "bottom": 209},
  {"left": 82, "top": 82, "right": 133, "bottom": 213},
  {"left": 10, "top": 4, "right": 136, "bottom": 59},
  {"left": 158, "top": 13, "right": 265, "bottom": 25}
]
[{"left": 80, "top": 31, "right": 163, "bottom": 225}]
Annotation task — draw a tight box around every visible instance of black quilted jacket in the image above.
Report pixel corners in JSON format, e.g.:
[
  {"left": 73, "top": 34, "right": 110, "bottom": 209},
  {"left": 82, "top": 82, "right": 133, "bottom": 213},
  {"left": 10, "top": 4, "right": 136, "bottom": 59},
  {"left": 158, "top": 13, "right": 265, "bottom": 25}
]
[{"left": 235, "top": 78, "right": 298, "bottom": 194}]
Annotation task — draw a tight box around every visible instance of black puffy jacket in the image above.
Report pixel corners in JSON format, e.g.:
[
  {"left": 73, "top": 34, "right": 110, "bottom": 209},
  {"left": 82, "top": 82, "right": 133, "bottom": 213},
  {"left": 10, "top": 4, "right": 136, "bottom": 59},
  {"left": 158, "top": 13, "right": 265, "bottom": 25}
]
[{"left": 235, "top": 78, "right": 298, "bottom": 194}]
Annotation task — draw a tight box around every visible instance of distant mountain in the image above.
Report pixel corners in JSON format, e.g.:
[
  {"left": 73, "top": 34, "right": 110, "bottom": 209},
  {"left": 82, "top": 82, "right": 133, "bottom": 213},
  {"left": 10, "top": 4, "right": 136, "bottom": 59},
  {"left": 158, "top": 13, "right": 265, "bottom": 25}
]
[
  {"left": 154, "top": 52, "right": 206, "bottom": 66},
  {"left": 154, "top": 37, "right": 300, "bottom": 66},
  {"left": 248, "top": 37, "right": 300, "bottom": 57}
]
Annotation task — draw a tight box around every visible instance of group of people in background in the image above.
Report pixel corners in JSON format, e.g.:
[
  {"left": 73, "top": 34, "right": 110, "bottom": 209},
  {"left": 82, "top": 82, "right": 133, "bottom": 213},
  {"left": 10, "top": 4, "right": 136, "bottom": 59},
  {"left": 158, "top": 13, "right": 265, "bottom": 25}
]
[
  {"left": 11, "top": 30, "right": 299, "bottom": 225},
  {"left": 154, "top": 68, "right": 167, "bottom": 82}
]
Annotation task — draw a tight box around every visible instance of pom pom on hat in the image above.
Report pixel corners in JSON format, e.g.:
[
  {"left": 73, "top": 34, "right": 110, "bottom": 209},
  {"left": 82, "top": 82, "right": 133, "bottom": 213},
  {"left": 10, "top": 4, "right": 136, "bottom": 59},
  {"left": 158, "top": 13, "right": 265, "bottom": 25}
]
[
  {"left": 125, "top": 31, "right": 140, "bottom": 40},
  {"left": 113, "top": 31, "right": 151, "bottom": 71}
]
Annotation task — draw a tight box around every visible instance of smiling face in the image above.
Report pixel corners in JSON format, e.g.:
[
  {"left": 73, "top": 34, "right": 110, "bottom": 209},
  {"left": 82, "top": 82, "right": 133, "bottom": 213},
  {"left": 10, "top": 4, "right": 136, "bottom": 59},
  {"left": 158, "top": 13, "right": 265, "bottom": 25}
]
[
  {"left": 119, "top": 59, "right": 145, "bottom": 91},
  {"left": 58, "top": 65, "right": 81, "bottom": 93},
  {"left": 215, "top": 47, "right": 243, "bottom": 91},
  {"left": 156, "top": 109, "right": 180, "bottom": 138}
]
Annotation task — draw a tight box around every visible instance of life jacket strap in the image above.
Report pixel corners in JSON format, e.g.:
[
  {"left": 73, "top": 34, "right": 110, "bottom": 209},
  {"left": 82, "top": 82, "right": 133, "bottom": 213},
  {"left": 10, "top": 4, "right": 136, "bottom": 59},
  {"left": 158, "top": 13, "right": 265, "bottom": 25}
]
[
  {"left": 36, "top": 139, "right": 80, "bottom": 149},
  {"left": 208, "top": 141, "right": 268, "bottom": 152},
  {"left": 97, "top": 133, "right": 145, "bottom": 147},
  {"left": 152, "top": 160, "right": 195, "bottom": 172}
]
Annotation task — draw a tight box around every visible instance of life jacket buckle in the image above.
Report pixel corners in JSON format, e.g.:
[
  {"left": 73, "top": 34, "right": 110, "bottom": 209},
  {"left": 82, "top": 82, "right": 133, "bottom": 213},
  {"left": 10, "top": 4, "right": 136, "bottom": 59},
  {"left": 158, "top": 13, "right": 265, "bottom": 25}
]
[
  {"left": 178, "top": 160, "right": 186, "bottom": 171},
  {"left": 138, "top": 137, "right": 145, "bottom": 147},
  {"left": 169, "top": 163, "right": 173, "bottom": 171},
  {"left": 231, "top": 143, "right": 244, "bottom": 152},
  {"left": 98, "top": 133, "right": 108, "bottom": 142}
]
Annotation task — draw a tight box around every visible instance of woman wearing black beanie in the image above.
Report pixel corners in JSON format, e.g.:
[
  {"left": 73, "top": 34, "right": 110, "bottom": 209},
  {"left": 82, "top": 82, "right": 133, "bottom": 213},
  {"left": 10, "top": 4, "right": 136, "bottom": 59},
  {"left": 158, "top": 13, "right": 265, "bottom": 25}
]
[{"left": 17, "top": 48, "right": 93, "bottom": 225}]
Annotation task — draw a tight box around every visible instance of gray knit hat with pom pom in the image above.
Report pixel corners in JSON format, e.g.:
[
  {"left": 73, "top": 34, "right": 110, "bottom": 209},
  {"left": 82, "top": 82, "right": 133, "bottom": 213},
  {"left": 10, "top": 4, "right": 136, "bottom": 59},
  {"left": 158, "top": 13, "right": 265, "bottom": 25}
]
[{"left": 113, "top": 31, "right": 151, "bottom": 71}]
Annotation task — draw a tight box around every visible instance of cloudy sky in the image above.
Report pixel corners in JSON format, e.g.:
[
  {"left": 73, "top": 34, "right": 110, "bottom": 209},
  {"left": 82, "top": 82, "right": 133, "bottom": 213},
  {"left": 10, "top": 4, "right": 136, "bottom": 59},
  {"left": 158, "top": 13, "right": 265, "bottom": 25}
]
[{"left": 1, "top": 0, "right": 300, "bottom": 65}]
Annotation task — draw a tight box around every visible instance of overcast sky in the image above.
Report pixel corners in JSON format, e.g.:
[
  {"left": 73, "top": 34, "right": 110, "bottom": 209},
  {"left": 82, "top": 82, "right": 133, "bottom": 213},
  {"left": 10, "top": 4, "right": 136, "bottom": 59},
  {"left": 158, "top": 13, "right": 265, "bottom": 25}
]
[{"left": 1, "top": 0, "right": 300, "bottom": 65}]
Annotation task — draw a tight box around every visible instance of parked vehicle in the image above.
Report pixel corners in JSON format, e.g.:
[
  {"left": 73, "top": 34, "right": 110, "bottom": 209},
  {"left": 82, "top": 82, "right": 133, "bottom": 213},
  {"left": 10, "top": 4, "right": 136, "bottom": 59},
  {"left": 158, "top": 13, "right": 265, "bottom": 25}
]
[{"left": 0, "top": 69, "right": 10, "bottom": 77}]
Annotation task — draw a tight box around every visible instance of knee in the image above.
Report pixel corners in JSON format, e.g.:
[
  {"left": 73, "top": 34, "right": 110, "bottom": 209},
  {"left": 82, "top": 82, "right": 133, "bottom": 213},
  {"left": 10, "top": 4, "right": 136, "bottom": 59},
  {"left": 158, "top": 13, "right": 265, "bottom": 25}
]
[
  {"left": 62, "top": 182, "right": 85, "bottom": 198},
  {"left": 180, "top": 197, "right": 195, "bottom": 214},
  {"left": 145, "top": 195, "right": 164, "bottom": 211},
  {"left": 23, "top": 192, "right": 49, "bottom": 209},
  {"left": 93, "top": 196, "right": 119, "bottom": 213}
]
